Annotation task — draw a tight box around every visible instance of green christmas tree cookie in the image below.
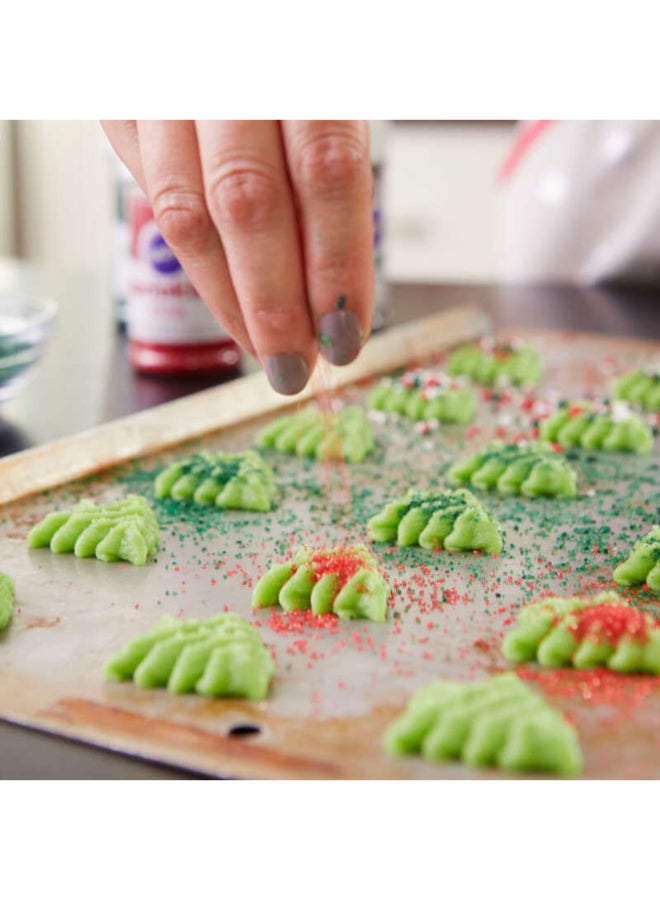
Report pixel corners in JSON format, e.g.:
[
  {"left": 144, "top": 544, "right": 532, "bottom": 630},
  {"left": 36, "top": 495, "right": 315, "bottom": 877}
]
[
  {"left": 155, "top": 449, "right": 277, "bottom": 512},
  {"left": 105, "top": 612, "right": 274, "bottom": 701},
  {"left": 447, "top": 439, "right": 578, "bottom": 498},
  {"left": 255, "top": 405, "right": 374, "bottom": 463},
  {"left": 384, "top": 672, "right": 582, "bottom": 776},
  {"left": 367, "top": 488, "right": 503, "bottom": 554},
  {"left": 27, "top": 495, "right": 160, "bottom": 566},
  {"left": 502, "top": 590, "right": 660, "bottom": 674},
  {"left": 539, "top": 400, "right": 653, "bottom": 454},
  {"left": 613, "top": 526, "right": 660, "bottom": 593},
  {"left": 252, "top": 544, "right": 390, "bottom": 622},
  {"left": 613, "top": 366, "right": 660, "bottom": 412},
  {"left": 447, "top": 339, "right": 544, "bottom": 387},
  {"left": 367, "top": 369, "right": 477, "bottom": 424},
  {"left": 0, "top": 572, "right": 14, "bottom": 630}
]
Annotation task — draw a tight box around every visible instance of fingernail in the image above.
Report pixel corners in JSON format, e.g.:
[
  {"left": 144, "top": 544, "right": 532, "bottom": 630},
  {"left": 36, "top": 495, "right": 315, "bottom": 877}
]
[
  {"left": 264, "top": 353, "right": 310, "bottom": 395},
  {"left": 318, "top": 310, "right": 363, "bottom": 366}
]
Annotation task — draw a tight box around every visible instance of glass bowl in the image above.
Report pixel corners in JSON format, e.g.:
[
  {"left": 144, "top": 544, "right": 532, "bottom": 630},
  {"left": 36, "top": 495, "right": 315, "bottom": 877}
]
[{"left": 0, "top": 296, "right": 57, "bottom": 402}]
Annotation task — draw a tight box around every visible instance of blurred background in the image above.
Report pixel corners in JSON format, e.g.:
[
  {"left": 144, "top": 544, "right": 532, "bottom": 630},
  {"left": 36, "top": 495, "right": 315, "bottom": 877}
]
[
  {"left": 0, "top": 120, "right": 516, "bottom": 284},
  {"left": 2, "top": 120, "right": 659, "bottom": 454}
]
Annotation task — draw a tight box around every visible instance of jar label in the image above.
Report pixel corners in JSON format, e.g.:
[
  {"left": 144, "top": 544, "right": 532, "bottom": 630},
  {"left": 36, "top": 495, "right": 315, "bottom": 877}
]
[{"left": 126, "top": 191, "right": 229, "bottom": 345}]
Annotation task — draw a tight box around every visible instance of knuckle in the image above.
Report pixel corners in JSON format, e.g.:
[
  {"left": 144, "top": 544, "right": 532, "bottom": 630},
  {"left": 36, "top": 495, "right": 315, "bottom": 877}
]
[
  {"left": 295, "top": 131, "right": 370, "bottom": 199},
  {"left": 205, "top": 156, "right": 282, "bottom": 231},
  {"left": 151, "top": 187, "right": 211, "bottom": 254},
  {"left": 314, "top": 241, "right": 367, "bottom": 282},
  {"left": 243, "top": 299, "right": 306, "bottom": 340}
]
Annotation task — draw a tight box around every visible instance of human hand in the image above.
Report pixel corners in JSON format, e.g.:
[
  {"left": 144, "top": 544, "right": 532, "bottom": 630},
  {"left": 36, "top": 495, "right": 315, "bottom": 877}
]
[{"left": 101, "top": 120, "right": 375, "bottom": 394}]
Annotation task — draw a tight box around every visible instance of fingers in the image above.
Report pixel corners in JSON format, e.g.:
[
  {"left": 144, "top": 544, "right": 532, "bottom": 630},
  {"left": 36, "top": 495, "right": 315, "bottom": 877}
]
[
  {"left": 103, "top": 119, "right": 375, "bottom": 394},
  {"left": 101, "top": 120, "right": 146, "bottom": 190},
  {"left": 195, "top": 120, "right": 314, "bottom": 394},
  {"left": 135, "top": 120, "right": 255, "bottom": 356},
  {"left": 281, "top": 120, "right": 374, "bottom": 365}
]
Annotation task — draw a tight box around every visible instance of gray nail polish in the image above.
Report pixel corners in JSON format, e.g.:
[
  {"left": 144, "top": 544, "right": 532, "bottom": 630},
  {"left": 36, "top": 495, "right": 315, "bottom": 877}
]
[
  {"left": 264, "top": 353, "right": 310, "bottom": 395},
  {"left": 318, "top": 310, "right": 363, "bottom": 366}
]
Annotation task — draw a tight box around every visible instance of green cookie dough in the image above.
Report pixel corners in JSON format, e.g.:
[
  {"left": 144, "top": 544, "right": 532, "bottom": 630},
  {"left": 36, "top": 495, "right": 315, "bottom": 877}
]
[
  {"left": 155, "top": 449, "right": 277, "bottom": 512},
  {"left": 367, "top": 488, "right": 503, "bottom": 554},
  {"left": 367, "top": 369, "right": 477, "bottom": 424},
  {"left": 539, "top": 400, "right": 653, "bottom": 454},
  {"left": 447, "top": 339, "right": 544, "bottom": 387},
  {"left": 384, "top": 671, "right": 582, "bottom": 776},
  {"left": 613, "top": 526, "right": 660, "bottom": 593},
  {"left": 105, "top": 612, "right": 274, "bottom": 701},
  {"left": 613, "top": 366, "right": 660, "bottom": 412},
  {"left": 502, "top": 590, "right": 660, "bottom": 674},
  {"left": 0, "top": 572, "right": 15, "bottom": 630},
  {"left": 252, "top": 544, "right": 390, "bottom": 622},
  {"left": 27, "top": 495, "right": 160, "bottom": 566},
  {"left": 255, "top": 405, "right": 375, "bottom": 463},
  {"left": 447, "top": 439, "right": 578, "bottom": 498}
]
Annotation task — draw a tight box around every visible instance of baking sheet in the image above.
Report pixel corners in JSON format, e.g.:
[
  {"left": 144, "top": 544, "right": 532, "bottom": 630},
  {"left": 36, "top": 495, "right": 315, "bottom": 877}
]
[
  {"left": 0, "top": 305, "right": 489, "bottom": 505},
  {"left": 0, "top": 323, "right": 659, "bottom": 779}
]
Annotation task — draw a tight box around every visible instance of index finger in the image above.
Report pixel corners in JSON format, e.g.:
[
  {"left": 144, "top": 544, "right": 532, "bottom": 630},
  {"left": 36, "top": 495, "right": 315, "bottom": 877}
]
[{"left": 281, "top": 121, "right": 374, "bottom": 366}]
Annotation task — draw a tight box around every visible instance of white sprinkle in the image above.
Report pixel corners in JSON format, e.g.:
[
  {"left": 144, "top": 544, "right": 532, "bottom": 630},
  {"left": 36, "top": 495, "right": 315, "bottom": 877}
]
[{"left": 611, "top": 401, "right": 633, "bottom": 423}]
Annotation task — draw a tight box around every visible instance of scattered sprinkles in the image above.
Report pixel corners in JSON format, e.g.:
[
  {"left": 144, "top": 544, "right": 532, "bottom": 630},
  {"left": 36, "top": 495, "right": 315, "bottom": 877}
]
[
  {"left": 1, "top": 331, "right": 659, "bottom": 775},
  {"left": 569, "top": 603, "right": 654, "bottom": 644}
]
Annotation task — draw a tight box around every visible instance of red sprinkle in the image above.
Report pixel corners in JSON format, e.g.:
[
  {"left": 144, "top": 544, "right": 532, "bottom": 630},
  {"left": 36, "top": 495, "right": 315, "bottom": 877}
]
[
  {"left": 518, "top": 667, "right": 658, "bottom": 711},
  {"left": 265, "top": 608, "right": 341, "bottom": 635},
  {"left": 309, "top": 548, "right": 371, "bottom": 588},
  {"left": 569, "top": 603, "right": 654, "bottom": 645}
]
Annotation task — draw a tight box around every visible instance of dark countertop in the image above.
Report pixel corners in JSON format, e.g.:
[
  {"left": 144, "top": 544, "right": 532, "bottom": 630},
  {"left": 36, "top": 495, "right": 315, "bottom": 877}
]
[
  {"left": 2, "top": 260, "right": 659, "bottom": 457},
  {"left": 0, "top": 259, "right": 658, "bottom": 777}
]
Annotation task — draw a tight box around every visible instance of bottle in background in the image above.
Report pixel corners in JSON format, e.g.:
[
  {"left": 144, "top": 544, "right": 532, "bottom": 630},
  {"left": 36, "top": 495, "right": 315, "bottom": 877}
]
[
  {"left": 370, "top": 120, "right": 391, "bottom": 332},
  {"left": 125, "top": 187, "right": 241, "bottom": 376}
]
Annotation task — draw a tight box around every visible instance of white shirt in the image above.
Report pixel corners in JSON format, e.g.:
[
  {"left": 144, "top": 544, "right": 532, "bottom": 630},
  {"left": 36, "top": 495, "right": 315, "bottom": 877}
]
[{"left": 499, "top": 120, "right": 660, "bottom": 286}]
